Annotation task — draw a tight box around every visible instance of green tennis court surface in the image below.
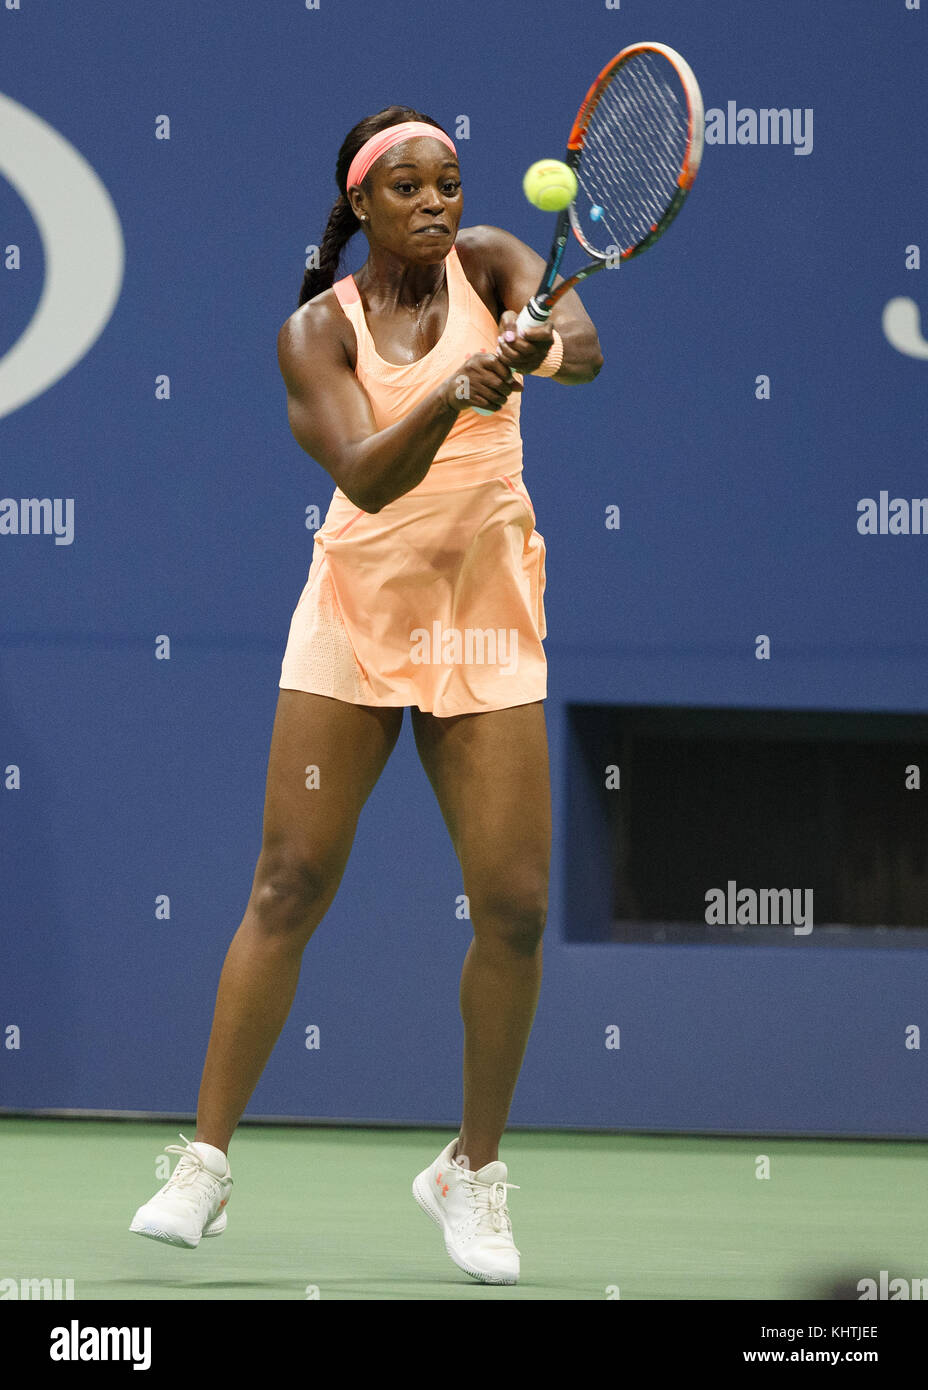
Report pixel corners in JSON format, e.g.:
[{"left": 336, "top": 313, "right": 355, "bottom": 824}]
[{"left": 1, "top": 1119, "right": 925, "bottom": 1301}]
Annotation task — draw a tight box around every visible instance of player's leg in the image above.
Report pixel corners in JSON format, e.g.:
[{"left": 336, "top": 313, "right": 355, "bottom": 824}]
[
  {"left": 194, "top": 690, "right": 404, "bottom": 1154},
  {"left": 410, "top": 699, "right": 551, "bottom": 1172}
]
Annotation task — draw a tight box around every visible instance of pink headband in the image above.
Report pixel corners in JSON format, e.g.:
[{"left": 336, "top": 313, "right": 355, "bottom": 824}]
[{"left": 346, "top": 120, "right": 458, "bottom": 193}]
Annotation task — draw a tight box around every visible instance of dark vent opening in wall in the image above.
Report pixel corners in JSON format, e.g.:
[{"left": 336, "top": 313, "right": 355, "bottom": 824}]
[{"left": 564, "top": 705, "right": 928, "bottom": 946}]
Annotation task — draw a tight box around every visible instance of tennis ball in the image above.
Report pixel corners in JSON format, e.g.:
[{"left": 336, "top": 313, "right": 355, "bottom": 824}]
[{"left": 522, "top": 159, "right": 577, "bottom": 212}]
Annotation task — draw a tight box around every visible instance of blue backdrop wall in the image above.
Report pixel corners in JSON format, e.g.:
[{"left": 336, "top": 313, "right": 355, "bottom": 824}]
[{"left": 1, "top": 0, "right": 926, "bottom": 1137}]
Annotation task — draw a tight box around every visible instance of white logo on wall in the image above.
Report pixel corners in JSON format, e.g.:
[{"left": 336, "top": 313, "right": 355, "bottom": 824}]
[
  {"left": 0, "top": 92, "right": 125, "bottom": 421},
  {"left": 882, "top": 298, "right": 928, "bottom": 360}
]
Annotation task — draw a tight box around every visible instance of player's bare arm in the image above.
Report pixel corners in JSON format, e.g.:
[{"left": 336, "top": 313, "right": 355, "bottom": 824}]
[
  {"left": 277, "top": 290, "right": 520, "bottom": 512},
  {"left": 456, "top": 224, "right": 604, "bottom": 384}
]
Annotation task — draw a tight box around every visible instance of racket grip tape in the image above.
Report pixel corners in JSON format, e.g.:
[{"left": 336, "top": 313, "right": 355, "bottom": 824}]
[{"left": 515, "top": 297, "right": 552, "bottom": 335}]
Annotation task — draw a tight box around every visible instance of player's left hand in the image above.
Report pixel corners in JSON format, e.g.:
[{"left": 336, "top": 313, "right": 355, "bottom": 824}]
[{"left": 496, "top": 309, "right": 555, "bottom": 376}]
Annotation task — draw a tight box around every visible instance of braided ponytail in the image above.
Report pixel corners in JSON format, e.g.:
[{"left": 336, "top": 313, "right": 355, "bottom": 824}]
[
  {"left": 299, "top": 194, "right": 358, "bottom": 306},
  {"left": 297, "top": 104, "right": 451, "bottom": 308}
]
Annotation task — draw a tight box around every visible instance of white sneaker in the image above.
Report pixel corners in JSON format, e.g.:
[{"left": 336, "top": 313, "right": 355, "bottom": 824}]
[
  {"left": 413, "top": 1138, "right": 521, "bottom": 1284},
  {"left": 129, "top": 1133, "right": 232, "bottom": 1249}
]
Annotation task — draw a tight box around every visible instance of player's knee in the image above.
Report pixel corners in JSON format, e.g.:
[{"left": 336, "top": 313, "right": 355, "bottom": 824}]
[
  {"left": 471, "top": 881, "right": 548, "bottom": 955},
  {"left": 251, "top": 846, "right": 339, "bottom": 934}
]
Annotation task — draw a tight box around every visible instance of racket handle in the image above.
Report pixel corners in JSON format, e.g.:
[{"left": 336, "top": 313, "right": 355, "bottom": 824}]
[
  {"left": 472, "top": 298, "right": 552, "bottom": 415},
  {"left": 515, "top": 297, "right": 552, "bottom": 335}
]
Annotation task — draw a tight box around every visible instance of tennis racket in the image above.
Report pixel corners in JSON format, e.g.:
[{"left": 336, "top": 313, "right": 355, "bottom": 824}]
[{"left": 473, "top": 41, "right": 704, "bottom": 412}]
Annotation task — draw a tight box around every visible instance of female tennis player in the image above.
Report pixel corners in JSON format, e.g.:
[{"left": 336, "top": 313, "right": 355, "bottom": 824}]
[{"left": 130, "top": 105, "right": 602, "bottom": 1285}]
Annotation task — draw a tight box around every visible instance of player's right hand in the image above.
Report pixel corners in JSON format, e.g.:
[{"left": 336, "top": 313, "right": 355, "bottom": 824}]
[{"left": 443, "top": 352, "right": 523, "bottom": 414}]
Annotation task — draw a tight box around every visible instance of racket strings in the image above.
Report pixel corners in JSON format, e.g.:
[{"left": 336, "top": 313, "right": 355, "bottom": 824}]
[{"left": 578, "top": 52, "right": 689, "bottom": 254}]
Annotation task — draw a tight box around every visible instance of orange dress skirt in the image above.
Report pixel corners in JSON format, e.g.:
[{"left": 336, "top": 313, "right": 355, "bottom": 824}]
[{"left": 278, "top": 243, "right": 547, "bottom": 718}]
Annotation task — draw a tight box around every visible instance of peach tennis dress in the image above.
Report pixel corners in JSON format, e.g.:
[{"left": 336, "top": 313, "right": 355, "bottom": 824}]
[{"left": 278, "top": 242, "right": 547, "bottom": 718}]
